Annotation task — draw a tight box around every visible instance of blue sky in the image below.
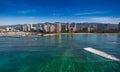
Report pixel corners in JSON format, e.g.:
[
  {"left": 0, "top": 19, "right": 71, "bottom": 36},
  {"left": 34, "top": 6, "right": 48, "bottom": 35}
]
[{"left": 0, "top": 0, "right": 120, "bottom": 25}]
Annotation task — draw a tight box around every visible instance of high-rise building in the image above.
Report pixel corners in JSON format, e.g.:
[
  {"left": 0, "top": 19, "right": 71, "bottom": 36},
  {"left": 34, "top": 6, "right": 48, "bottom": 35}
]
[
  {"left": 43, "top": 24, "right": 48, "bottom": 32},
  {"left": 97, "top": 24, "right": 108, "bottom": 31},
  {"left": 22, "top": 24, "right": 27, "bottom": 31},
  {"left": 87, "top": 26, "right": 94, "bottom": 32},
  {"left": 61, "top": 24, "right": 66, "bottom": 32},
  {"left": 107, "top": 24, "right": 118, "bottom": 31},
  {"left": 50, "top": 24, "right": 55, "bottom": 33},
  {"left": 71, "top": 23, "right": 77, "bottom": 32},
  {"left": 6, "top": 27, "right": 14, "bottom": 32},
  {"left": 42, "top": 23, "right": 52, "bottom": 32},
  {"left": 22, "top": 24, "right": 32, "bottom": 32},
  {"left": 27, "top": 24, "right": 31, "bottom": 31},
  {"left": 55, "top": 23, "right": 61, "bottom": 33},
  {"left": 38, "top": 24, "right": 43, "bottom": 31},
  {"left": 66, "top": 22, "right": 71, "bottom": 32}
]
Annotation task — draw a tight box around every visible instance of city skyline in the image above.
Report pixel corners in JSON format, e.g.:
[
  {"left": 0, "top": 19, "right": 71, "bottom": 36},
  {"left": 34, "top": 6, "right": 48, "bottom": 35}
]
[{"left": 0, "top": 0, "right": 120, "bottom": 25}]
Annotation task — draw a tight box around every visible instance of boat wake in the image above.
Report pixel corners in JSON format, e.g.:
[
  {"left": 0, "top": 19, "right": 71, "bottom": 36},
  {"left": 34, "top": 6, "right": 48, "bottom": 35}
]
[{"left": 84, "top": 47, "right": 120, "bottom": 62}]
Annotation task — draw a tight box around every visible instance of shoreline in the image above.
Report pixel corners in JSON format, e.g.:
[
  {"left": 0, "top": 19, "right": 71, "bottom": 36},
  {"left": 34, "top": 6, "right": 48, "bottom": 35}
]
[
  {"left": 0, "top": 32, "right": 120, "bottom": 37},
  {"left": 36, "top": 32, "right": 120, "bottom": 37},
  {"left": 38, "top": 32, "right": 120, "bottom": 35}
]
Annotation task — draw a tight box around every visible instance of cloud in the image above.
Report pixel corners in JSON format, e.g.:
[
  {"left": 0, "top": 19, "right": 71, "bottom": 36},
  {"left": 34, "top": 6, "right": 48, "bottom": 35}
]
[
  {"left": 74, "top": 11, "right": 108, "bottom": 16},
  {"left": 79, "top": 17, "right": 120, "bottom": 24},
  {"left": 18, "top": 9, "right": 36, "bottom": 14}
]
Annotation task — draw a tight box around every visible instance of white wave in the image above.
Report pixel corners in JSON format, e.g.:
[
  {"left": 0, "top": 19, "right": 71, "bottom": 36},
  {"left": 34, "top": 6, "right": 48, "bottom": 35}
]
[{"left": 84, "top": 47, "right": 120, "bottom": 61}]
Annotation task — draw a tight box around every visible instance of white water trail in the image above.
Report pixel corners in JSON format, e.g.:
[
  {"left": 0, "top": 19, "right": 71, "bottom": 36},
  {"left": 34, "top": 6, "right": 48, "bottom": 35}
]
[{"left": 84, "top": 47, "right": 120, "bottom": 61}]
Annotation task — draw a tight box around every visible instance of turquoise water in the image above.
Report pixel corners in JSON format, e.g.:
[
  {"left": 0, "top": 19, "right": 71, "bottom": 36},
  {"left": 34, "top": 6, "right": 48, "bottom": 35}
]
[{"left": 0, "top": 34, "right": 120, "bottom": 72}]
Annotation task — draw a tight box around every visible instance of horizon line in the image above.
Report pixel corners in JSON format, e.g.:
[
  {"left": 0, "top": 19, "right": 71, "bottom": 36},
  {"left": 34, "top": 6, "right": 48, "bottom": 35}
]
[{"left": 0, "top": 22, "right": 119, "bottom": 26}]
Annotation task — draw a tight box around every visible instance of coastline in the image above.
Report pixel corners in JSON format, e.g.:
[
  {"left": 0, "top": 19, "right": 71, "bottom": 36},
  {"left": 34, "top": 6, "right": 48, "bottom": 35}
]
[
  {"left": 36, "top": 32, "right": 120, "bottom": 37},
  {"left": 37, "top": 32, "right": 120, "bottom": 35},
  {"left": 0, "top": 32, "right": 120, "bottom": 37}
]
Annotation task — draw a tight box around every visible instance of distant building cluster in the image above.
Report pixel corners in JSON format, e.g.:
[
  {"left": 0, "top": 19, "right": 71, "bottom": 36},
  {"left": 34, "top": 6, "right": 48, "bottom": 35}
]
[{"left": 0, "top": 22, "right": 120, "bottom": 33}]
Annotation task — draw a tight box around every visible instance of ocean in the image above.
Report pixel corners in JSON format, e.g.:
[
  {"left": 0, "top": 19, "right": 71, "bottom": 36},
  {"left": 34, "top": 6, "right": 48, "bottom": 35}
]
[{"left": 0, "top": 34, "right": 120, "bottom": 72}]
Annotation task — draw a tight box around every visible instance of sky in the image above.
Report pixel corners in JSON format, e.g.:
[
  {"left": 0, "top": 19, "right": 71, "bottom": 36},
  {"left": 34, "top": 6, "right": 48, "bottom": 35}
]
[{"left": 0, "top": 0, "right": 120, "bottom": 25}]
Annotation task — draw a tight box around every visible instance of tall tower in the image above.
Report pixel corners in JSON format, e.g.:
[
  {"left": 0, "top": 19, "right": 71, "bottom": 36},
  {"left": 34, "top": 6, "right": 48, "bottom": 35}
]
[
  {"left": 27, "top": 24, "right": 31, "bottom": 31},
  {"left": 73, "top": 23, "right": 77, "bottom": 32},
  {"left": 50, "top": 24, "right": 55, "bottom": 33},
  {"left": 22, "top": 24, "right": 27, "bottom": 32},
  {"left": 66, "top": 22, "right": 71, "bottom": 32},
  {"left": 22, "top": 24, "right": 32, "bottom": 32},
  {"left": 55, "top": 23, "right": 61, "bottom": 33}
]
